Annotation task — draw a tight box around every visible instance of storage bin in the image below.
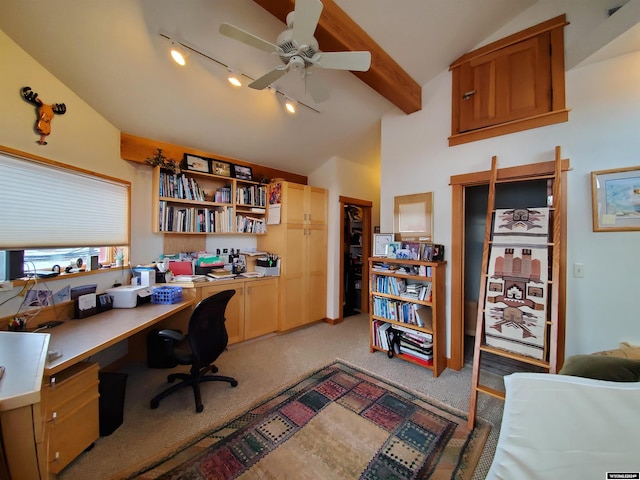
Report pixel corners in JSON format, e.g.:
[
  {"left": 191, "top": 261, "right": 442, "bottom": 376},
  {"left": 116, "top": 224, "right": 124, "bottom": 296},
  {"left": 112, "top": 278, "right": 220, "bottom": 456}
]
[
  {"left": 255, "top": 266, "right": 280, "bottom": 276},
  {"left": 151, "top": 286, "right": 183, "bottom": 304}
]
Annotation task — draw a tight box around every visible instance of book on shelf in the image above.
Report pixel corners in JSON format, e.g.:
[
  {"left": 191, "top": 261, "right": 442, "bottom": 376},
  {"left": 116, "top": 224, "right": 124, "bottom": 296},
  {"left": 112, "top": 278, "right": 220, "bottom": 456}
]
[
  {"left": 400, "top": 350, "right": 433, "bottom": 367},
  {"left": 415, "top": 306, "right": 433, "bottom": 329}
]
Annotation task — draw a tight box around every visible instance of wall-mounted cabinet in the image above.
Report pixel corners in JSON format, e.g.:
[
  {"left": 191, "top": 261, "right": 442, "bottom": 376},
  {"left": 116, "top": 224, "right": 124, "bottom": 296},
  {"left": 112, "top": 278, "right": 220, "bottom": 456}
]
[
  {"left": 449, "top": 14, "right": 569, "bottom": 146},
  {"left": 151, "top": 166, "right": 267, "bottom": 234}
]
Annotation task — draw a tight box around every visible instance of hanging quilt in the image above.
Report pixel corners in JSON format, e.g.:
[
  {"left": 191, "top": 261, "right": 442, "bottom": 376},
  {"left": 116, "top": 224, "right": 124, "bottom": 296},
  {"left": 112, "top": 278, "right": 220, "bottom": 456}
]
[{"left": 484, "top": 208, "right": 550, "bottom": 360}]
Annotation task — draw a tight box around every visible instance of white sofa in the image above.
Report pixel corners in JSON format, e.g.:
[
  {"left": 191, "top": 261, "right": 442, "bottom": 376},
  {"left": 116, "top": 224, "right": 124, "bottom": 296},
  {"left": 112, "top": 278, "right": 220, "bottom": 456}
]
[{"left": 487, "top": 372, "right": 640, "bottom": 479}]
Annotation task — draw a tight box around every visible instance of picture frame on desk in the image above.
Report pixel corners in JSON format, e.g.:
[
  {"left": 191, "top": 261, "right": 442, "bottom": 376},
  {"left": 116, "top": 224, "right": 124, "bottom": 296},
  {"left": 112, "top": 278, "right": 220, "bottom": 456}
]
[
  {"left": 211, "top": 159, "right": 233, "bottom": 177},
  {"left": 233, "top": 164, "right": 253, "bottom": 181},
  {"left": 183, "top": 154, "right": 211, "bottom": 173}
]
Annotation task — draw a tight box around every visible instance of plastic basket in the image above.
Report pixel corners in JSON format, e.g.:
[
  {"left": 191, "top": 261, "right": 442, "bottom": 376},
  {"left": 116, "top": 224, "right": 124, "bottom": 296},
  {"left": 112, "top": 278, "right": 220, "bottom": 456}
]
[{"left": 151, "top": 286, "right": 183, "bottom": 304}]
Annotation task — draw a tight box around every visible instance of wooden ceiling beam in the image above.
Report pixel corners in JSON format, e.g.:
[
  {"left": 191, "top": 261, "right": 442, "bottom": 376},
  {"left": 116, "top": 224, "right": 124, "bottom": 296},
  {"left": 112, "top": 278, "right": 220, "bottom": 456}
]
[{"left": 252, "top": 0, "right": 421, "bottom": 114}]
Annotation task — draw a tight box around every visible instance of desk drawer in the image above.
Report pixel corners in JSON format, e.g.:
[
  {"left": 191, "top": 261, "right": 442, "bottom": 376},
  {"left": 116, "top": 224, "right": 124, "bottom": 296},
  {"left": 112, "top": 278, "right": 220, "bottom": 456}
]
[
  {"left": 47, "top": 393, "right": 99, "bottom": 473},
  {"left": 43, "top": 362, "right": 100, "bottom": 413}
]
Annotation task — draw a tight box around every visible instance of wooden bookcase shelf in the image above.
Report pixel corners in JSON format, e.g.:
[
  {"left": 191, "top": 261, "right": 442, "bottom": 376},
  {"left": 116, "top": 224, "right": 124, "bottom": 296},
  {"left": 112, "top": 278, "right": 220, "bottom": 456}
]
[
  {"left": 369, "top": 257, "right": 447, "bottom": 377},
  {"left": 152, "top": 166, "right": 268, "bottom": 235}
]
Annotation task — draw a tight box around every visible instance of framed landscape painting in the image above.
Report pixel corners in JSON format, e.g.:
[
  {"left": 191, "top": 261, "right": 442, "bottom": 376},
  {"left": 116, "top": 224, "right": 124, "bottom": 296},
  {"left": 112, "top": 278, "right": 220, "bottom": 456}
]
[{"left": 591, "top": 165, "right": 640, "bottom": 231}]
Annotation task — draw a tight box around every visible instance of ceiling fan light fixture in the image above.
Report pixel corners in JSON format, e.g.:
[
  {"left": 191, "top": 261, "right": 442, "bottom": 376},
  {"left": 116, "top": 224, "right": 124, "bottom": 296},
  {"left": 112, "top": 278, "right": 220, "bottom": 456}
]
[
  {"left": 284, "top": 96, "right": 297, "bottom": 114},
  {"left": 227, "top": 69, "right": 242, "bottom": 87}
]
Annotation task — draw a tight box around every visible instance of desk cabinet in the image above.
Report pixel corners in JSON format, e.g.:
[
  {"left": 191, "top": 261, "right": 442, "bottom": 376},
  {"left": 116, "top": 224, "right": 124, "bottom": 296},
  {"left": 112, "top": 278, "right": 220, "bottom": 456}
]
[
  {"left": 41, "top": 362, "right": 99, "bottom": 474},
  {"left": 200, "top": 277, "right": 278, "bottom": 343}
]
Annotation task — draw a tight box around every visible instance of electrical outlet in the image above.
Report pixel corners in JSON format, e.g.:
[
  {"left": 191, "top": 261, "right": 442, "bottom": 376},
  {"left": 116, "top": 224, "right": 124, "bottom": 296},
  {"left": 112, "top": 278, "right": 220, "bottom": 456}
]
[
  {"left": 0, "top": 281, "right": 14, "bottom": 291},
  {"left": 573, "top": 263, "right": 585, "bottom": 278}
]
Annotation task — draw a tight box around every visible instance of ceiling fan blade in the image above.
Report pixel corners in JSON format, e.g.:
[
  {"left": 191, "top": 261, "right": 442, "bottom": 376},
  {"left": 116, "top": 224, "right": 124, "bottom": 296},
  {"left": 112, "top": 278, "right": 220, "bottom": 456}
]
[
  {"left": 219, "top": 22, "right": 278, "bottom": 53},
  {"left": 293, "top": 0, "right": 323, "bottom": 45},
  {"left": 305, "top": 73, "right": 330, "bottom": 103},
  {"left": 248, "top": 67, "right": 289, "bottom": 90},
  {"left": 314, "top": 51, "right": 372, "bottom": 71}
]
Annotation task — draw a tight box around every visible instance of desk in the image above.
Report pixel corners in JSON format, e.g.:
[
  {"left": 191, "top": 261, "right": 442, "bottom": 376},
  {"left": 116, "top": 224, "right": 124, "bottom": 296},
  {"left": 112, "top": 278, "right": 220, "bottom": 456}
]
[
  {"left": 0, "top": 332, "right": 49, "bottom": 480},
  {"left": 45, "top": 299, "right": 194, "bottom": 376},
  {"left": 3, "top": 299, "right": 194, "bottom": 479}
]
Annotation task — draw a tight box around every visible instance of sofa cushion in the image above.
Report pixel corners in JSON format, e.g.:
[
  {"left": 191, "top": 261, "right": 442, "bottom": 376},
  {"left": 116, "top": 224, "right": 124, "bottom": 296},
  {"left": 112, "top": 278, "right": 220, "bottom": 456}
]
[{"left": 559, "top": 355, "right": 640, "bottom": 382}]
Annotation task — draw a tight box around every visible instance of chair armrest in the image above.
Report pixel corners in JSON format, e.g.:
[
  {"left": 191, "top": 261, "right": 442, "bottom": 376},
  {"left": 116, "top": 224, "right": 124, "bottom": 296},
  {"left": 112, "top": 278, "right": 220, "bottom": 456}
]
[{"left": 158, "top": 329, "right": 185, "bottom": 342}]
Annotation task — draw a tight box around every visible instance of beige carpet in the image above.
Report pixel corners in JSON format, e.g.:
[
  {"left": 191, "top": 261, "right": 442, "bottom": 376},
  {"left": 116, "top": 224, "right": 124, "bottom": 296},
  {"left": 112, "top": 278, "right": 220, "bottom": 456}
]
[{"left": 58, "top": 314, "right": 504, "bottom": 480}]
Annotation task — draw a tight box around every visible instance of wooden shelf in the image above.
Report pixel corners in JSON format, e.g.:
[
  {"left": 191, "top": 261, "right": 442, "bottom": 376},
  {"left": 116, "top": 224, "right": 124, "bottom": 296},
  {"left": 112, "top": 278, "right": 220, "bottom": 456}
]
[
  {"left": 152, "top": 166, "right": 267, "bottom": 235},
  {"left": 369, "top": 257, "right": 446, "bottom": 377}
]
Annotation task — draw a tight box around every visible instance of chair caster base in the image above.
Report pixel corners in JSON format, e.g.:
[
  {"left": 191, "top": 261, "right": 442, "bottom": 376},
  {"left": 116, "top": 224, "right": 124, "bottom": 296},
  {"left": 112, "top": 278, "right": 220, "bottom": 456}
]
[{"left": 231, "top": 380, "right": 238, "bottom": 387}]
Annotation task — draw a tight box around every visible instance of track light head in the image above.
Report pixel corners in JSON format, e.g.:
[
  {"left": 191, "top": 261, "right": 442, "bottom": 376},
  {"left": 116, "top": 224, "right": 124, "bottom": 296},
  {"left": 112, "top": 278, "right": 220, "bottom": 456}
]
[
  {"left": 169, "top": 41, "right": 187, "bottom": 66},
  {"left": 227, "top": 69, "right": 242, "bottom": 87},
  {"left": 284, "top": 96, "right": 297, "bottom": 114}
]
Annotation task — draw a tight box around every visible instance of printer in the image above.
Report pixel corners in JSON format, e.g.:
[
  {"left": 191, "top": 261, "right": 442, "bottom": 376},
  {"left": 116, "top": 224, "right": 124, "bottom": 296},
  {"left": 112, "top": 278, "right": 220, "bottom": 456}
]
[{"left": 105, "top": 285, "right": 153, "bottom": 309}]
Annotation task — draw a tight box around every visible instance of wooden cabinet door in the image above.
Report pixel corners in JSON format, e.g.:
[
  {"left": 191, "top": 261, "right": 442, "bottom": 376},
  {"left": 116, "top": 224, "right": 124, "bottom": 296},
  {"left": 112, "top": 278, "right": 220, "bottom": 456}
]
[
  {"left": 307, "top": 186, "right": 328, "bottom": 226},
  {"left": 306, "top": 224, "right": 327, "bottom": 322},
  {"left": 459, "top": 34, "right": 551, "bottom": 132},
  {"left": 279, "top": 224, "right": 307, "bottom": 330},
  {"left": 281, "top": 182, "right": 306, "bottom": 224},
  {"left": 200, "top": 284, "right": 244, "bottom": 344},
  {"left": 244, "top": 278, "right": 278, "bottom": 339}
]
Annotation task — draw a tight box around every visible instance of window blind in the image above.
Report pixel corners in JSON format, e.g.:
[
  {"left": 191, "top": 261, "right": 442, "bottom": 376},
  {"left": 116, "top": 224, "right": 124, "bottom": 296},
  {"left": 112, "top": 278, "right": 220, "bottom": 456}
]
[{"left": 0, "top": 151, "right": 130, "bottom": 249}]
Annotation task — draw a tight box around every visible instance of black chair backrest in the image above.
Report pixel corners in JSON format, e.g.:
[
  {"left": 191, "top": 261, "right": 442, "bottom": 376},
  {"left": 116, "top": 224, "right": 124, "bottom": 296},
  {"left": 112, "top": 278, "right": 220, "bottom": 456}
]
[{"left": 188, "top": 289, "right": 235, "bottom": 367}]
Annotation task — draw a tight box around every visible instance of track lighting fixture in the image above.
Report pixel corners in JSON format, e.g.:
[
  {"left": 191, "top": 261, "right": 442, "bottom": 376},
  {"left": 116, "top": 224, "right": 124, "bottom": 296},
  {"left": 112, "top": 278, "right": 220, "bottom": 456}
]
[
  {"left": 227, "top": 69, "right": 242, "bottom": 87},
  {"left": 158, "top": 33, "right": 319, "bottom": 114},
  {"left": 284, "top": 97, "right": 297, "bottom": 114},
  {"left": 169, "top": 41, "right": 187, "bottom": 66}
]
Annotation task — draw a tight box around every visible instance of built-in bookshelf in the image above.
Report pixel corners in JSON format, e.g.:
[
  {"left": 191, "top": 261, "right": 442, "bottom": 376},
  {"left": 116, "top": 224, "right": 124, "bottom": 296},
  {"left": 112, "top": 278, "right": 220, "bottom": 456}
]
[
  {"left": 369, "top": 257, "right": 447, "bottom": 377},
  {"left": 152, "top": 166, "right": 268, "bottom": 234}
]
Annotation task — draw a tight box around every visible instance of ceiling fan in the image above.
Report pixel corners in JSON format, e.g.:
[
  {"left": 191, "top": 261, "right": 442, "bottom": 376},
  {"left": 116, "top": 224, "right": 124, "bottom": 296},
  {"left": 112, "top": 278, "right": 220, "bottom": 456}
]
[{"left": 219, "top": 0, "right": 371, "bottom": 103}]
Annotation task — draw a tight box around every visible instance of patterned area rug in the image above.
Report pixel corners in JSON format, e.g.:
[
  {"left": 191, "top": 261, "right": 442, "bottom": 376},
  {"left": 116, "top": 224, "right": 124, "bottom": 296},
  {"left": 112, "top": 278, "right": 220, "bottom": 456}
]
[{"left": 121, "top": 361, "right": 489, "bottom": 479}]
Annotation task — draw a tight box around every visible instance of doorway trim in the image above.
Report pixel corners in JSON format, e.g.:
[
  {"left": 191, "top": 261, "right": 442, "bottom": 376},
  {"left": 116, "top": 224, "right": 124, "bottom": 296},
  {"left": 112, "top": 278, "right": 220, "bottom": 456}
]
[
  {"left": 337, "top": 196, "right": 372, "bottom": 323},
  {"left": 449, "top": 158, "right": 570, "bottom": 371}
]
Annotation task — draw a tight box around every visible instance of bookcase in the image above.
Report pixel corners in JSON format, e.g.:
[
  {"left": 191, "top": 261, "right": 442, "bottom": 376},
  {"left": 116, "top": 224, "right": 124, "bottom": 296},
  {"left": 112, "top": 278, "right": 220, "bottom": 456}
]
[
  {"left": 151, "top": 166, "right": 268, "bottom": 234},
  {"left": 369, "top": 257, "right": 447, "bottom": 377}
]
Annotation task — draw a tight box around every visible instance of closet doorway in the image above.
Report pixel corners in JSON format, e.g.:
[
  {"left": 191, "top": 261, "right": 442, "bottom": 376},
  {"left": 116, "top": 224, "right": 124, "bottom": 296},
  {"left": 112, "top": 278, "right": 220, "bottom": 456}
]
[
  {"left": 449, "top": 159, "right": 569, "bottom": 371},
  {"left": 339, "top": 197, "right": 372, "bottom": 320}
]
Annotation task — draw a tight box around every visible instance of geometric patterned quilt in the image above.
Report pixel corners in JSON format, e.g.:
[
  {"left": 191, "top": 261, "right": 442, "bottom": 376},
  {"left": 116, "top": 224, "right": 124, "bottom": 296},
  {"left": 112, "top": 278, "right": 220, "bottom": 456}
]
[{"left": 484, "top": 208, "right": 550, "bottom": 360}]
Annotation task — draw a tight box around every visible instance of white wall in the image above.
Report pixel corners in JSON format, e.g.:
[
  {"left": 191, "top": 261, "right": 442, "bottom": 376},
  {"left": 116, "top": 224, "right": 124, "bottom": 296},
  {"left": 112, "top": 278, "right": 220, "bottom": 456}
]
[
  {"left": 309, "top": 156, "right": 380, "bottom": 320},
  {"left": 380, "top": 5, "right": 640, "bottom": 357}
]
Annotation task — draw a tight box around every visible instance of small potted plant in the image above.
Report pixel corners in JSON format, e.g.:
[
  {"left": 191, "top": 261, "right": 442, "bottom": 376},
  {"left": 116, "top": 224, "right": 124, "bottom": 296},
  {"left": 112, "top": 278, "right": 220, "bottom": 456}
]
[{"left": 114, "top": 247, "right": 125, "bottom": 267}]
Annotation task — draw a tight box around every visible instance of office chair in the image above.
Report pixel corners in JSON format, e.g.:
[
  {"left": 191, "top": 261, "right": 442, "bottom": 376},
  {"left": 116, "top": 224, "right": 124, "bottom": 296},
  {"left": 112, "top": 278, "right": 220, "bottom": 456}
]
[{"left": 150, "top": 289, "right": 238, "bottom": 412}]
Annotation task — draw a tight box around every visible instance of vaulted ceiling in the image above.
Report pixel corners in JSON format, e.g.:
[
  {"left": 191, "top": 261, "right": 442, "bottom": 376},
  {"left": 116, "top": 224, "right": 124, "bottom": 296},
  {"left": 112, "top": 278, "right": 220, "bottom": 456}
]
[{"left": 1, "top": 1, "right": 638, "bottom": 175}]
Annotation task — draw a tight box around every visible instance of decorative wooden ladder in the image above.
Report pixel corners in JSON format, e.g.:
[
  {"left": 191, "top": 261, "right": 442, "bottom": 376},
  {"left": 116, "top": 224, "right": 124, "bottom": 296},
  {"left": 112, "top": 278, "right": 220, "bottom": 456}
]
[{"left": 468, "top": 147, "right": 564, "bottom": 429}]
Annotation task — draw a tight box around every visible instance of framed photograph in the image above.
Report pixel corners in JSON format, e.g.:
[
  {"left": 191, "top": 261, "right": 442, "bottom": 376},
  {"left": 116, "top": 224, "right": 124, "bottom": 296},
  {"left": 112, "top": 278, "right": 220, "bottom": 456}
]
[
  {"left": 183, "top": 154, "right": 211, "bottom": 173},
  {"left": 210, "top": 159, "right": 232, "bottom": 177},
  {"left": 233, "top": 164, "right": 253, "bottom": 181},
  {"left": 420, "top": 242, "right": 434, "bottom": 261},
  {"left": 591, "top": 166, "right": 640, "bottom": 231},
  {"left": 386, "top": 241, "right": 402, "bottom": 259},
  {"left": 373, "top": 233, "right": 393, "bottom": 257}
]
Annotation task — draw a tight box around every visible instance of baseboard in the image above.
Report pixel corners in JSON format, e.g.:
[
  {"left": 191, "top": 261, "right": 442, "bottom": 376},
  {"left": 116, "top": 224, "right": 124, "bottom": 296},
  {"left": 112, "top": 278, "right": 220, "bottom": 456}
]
[{"left": 323, "top": 317, "right": 342, "bottom": 325}]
